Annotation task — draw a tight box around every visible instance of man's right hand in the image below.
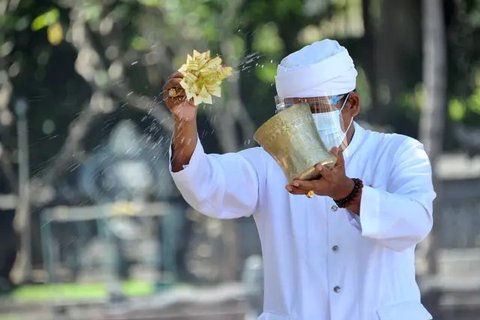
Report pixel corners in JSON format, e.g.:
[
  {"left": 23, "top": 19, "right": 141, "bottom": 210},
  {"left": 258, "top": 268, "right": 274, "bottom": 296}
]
[
  {"left": 163, "top": 71, "right": 197, "bottom": 122},
  {"left": 163, "top": 72, "right": 199, "bottom": 172}
]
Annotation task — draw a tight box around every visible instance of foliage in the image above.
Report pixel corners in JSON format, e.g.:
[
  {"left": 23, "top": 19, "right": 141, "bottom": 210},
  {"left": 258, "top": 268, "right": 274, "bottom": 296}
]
[
  {"left": 1, "top": 0, "right": 479, "bottom": 288},
  {"left": 448, "top": 69, "right": 480, "bottom": 126},
  {"left": 446, "top": 0, "right": 480, "bottom": 125},
  {"left": 1, "top": 0, "right": 480, "bottom": 190}
]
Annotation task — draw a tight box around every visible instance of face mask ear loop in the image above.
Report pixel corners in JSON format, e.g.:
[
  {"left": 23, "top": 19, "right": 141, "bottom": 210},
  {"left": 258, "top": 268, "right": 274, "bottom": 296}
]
[{"left": 338, "top": 93, "right": 353, "bottom": 148}]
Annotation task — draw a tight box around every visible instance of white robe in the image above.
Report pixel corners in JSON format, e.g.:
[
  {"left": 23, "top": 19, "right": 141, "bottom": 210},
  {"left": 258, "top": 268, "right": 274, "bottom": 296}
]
[{"left": 170, "top": 123, "right": 435, "bottom": 320}]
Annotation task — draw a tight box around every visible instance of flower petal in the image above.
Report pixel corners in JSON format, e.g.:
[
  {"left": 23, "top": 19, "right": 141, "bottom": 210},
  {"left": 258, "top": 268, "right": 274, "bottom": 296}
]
[{"left": 176, "top": 50, "right": 232, "bottom": 106}]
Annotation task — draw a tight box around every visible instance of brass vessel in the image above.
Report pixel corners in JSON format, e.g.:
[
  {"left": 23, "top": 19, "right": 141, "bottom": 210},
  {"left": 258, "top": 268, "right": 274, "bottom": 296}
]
[{"left": 254, "top": 104, "right": 336, "bottom": 182}]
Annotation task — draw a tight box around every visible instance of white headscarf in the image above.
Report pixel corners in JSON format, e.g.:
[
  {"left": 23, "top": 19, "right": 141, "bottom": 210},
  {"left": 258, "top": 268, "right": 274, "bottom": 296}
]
[{"left": 275, "top": 39, "right": 357, "bottom": 98}]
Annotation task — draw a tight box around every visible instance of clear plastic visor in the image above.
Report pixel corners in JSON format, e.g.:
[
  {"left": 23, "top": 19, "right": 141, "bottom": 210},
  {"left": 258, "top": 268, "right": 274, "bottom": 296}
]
[{"left": 274, "top": 93, "right": 352, "bottom": 151}]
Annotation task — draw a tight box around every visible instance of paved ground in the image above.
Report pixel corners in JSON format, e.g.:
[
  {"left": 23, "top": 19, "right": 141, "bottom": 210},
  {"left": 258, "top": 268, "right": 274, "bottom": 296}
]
[
  {"left": 0, "top": 283, "right": 251, "bottom": 320},
  {"left": 1, "top": 281, "right": 479, "bottom": 320}
]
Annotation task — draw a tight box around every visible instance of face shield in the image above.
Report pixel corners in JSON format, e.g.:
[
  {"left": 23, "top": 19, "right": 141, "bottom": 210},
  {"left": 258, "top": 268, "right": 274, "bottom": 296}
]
[{"left": 274, "top": 92, "right": 353, "bottom": 151}]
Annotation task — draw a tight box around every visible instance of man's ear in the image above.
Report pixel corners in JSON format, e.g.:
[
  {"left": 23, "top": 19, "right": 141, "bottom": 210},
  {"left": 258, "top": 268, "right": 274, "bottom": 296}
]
[{"left": 347, "top": 92, "right": 360, "bottom": 117}]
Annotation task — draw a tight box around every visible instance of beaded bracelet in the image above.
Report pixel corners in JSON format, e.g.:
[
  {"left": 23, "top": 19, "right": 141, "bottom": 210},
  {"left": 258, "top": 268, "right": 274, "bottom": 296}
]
[{"left": 334, "top": 178, "right": 363, "bottom": 208}]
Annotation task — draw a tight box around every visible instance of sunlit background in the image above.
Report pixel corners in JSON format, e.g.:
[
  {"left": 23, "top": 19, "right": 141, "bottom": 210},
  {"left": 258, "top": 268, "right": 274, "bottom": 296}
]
[{"left": 0, "top": 0, "right": 479, "bottom": 319}]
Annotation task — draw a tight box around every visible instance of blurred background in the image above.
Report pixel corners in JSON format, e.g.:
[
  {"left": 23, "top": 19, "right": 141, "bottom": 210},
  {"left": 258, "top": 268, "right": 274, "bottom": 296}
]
[{"left": 0, "top": 0, "right": 479, "bottom": 319}]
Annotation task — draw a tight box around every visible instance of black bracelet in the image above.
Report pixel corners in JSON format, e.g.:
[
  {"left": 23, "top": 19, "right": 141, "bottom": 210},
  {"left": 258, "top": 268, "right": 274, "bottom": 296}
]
[{"left": 334, "top": 178, "right": 363, "bottom": 208}]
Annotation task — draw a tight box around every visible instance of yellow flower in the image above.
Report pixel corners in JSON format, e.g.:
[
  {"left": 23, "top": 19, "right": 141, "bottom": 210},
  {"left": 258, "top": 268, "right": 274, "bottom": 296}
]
[{"left": 178, "top": 50, "right": 233, "bottom": 105}]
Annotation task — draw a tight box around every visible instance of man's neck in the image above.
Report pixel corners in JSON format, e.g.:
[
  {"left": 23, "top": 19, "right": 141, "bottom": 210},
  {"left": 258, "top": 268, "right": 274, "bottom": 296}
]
[{"left": 346, "top": 123, "right": 355, "bottom": 145}]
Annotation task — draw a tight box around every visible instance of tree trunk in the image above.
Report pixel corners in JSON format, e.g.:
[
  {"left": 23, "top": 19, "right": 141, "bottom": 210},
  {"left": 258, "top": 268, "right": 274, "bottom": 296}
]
[{"left": 419, "top": 0, "right": 447, "bottom": 277}]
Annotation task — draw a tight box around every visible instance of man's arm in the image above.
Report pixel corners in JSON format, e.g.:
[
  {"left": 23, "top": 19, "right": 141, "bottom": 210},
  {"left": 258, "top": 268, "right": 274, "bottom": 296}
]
[
  {"left": 356, "top": 139, "right": 435, "bottom": 251},
  {"left": 286, "top": 138, "right": 435, "bottom": 251},
  {"left": 170, "top": 118, "right": 198, "bottom": 172},
  {"left": 163, "top": 72, "right": 198, "bottom": 172},
  {"left": 163, "top": 72, "right": 259, "bottom": 219}
]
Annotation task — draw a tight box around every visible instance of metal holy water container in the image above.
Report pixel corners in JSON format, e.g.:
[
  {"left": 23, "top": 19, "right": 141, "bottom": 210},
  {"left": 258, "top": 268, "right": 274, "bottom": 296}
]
[{"left": 254, "top": 104, "right": 336, "bottom": 182}]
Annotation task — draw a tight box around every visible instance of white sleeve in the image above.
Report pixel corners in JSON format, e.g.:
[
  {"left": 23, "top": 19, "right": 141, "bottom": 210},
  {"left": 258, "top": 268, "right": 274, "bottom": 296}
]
[
  {"left": 169, "top": 139, "right": 259, "bottom": 219},
  {"left": 357, "top": 139, "right": 436, "bottom": 251}
]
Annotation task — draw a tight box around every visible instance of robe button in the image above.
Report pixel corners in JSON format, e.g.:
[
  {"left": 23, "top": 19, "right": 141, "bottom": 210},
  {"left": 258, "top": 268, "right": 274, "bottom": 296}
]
[
  {"left": 331, "top": 205, "right": 338, "bottom": 212},
  {"left": 334, "top": 286, "right": 341, "bottom": 293},
  {"left": 332, "top": 245, "right": 339, "bottom": 252}
]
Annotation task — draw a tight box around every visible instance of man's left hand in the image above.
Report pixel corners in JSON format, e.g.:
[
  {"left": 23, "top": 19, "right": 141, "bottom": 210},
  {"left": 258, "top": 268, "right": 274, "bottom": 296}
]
[{"left": 286, "top": 147, "right": 354, "bottom": 200}]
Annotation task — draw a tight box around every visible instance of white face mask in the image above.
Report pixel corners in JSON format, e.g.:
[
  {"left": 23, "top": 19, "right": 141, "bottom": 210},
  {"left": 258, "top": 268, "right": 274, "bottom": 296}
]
[{"left": 311, "top": 93, "right": 353, "bottom": 151}]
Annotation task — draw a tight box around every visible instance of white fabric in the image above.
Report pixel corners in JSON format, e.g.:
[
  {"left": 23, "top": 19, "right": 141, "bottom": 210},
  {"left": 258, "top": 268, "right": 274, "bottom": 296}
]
[
  {"left": 275, "top": 39, "right": 357, "bottom": 98},
  {"left": 170, "top": 123, "right": 435, "bottom": 320}
]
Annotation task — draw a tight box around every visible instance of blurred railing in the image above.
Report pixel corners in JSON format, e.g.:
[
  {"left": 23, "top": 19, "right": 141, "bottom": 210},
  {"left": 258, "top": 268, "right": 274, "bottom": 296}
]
[{"left": 40, "top": 202, "right": 182, "bottom": 289}]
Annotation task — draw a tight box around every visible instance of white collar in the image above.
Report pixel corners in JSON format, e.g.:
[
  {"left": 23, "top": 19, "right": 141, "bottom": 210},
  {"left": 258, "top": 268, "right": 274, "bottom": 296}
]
[{"left": 343, "top": 122, "right": 366, "bottom": 158}]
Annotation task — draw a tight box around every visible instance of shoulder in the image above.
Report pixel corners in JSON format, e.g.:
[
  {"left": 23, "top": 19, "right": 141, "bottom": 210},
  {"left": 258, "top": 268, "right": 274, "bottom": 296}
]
[
  {"left": 363, "top": 129, "right": 430, "bottom": 170},
  {"left": 366, "top": 128, "right": 424, "bottom": 153}
]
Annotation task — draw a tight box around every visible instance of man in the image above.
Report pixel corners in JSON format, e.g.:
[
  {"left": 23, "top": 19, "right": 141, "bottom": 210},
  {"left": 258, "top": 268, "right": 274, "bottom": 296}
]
[{"left": 163, "top": 39, "right": 435, "bottom": 320}]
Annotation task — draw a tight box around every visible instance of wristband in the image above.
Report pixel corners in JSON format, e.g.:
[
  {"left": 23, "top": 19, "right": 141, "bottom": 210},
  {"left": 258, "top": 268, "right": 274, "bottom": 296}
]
[{"left": 334, "top": 178, "right": 363, "bottom": 208}]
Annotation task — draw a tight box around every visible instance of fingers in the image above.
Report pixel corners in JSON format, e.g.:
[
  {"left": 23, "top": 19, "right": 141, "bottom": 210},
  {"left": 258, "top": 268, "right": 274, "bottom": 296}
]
[
  {"left": 162, "top": 72, "right": 186, "bottom": 100},
  {"left": 286, "top": 178, "right": 328, "bottom": 194},
  {"left": 292, "top": 179, "right": 315, "bottom": 191},
  {"left": 163, "top": 86, "right": 189, "bottom": 111},
  {"left": 332, "top": 147, "right": 345, "bottom": 167},
  {"left": 163, "top": 77, "right": 183, "bottom": 91},
  {"left": 163, "top": 91, "right": 188, "bottom": 110},
  {"left": 286, "top": 148, "right": 347, "bottom": 197},
  {"left": 164, "top": 71, "right": 184, "bottom": 85},
  {"left": 170, "top": 71, "right": 184, "bottom": 79},
  {"left": 163, "top": 82, "right": 185, "bottom": 98},
  {"left": 285, "top": 184, "right": 307, "bottom": 195},
  {"left": 314, "top": 163, "right": 332, "bottom": 180}
]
